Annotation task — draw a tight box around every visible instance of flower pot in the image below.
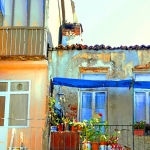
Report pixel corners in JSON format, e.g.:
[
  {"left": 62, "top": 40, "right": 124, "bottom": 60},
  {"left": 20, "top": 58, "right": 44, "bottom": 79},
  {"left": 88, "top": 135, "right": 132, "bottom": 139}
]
[
  {"left": 57, "top": 123, "right": 64, "bottom": 131},
  {"left": 99, "top": 142, "right": 107, "bottom": 150},
  {"left": 64, "top": 123, "right": 70, "bottom": 131},
  {"left": 134, "top": 129, "right": 144, "bottom": 136},
  {"left": 71, "top": 125, "right": 77, "bottom": 131},
  {"left": 77, "top": 125, "right": 82, "bottom": 131},
  {"left": 82, "top": 141, "right": 91, "bottom": 150},
  {"left": 51, "top": 126, "right": 57, "bottom": 132},
  {"left": 92, "top": 142, "right": 99, "bottom": 150}
]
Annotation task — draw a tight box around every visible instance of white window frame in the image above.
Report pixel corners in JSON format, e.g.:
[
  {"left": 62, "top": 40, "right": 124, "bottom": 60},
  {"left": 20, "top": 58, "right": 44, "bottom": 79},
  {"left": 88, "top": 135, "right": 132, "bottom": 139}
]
[{"left": 0, "top": 80, "right": 31, "bottom": 128}]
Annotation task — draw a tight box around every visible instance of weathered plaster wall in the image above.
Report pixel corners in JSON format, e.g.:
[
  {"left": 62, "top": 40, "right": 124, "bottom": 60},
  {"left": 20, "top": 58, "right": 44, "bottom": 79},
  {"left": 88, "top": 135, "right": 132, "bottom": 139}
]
[{"left": 49, "top": 49, "right": 150, "bottom": 124}]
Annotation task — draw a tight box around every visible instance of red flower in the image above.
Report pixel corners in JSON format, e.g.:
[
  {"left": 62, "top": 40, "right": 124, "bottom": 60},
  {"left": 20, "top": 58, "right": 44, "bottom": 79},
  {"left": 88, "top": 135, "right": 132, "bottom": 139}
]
[{"left": 98, "top": 113, "right": 102, "bottom": 117}]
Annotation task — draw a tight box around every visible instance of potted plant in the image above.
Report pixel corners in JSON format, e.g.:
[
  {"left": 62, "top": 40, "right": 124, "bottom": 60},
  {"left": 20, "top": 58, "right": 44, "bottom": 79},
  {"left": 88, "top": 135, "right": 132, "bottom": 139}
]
[
  {"left": 81, "top": 114, "right": 104, "bottom": 150},
  {"left": 49, "top": 97, "right": 60, "bottom": 131},
  {"left": 62, "top": 117, "right": 71, "bottom": 131},
  {"left": 133, "top": 120, "right": 146, "bottom": 136}
]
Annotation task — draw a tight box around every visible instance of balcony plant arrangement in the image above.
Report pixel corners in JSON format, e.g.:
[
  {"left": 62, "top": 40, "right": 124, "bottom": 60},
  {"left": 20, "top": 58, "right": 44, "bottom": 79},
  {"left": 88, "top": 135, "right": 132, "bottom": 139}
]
[
  {"left": 48, "top": 97, "right": 60, "bottom": 131},
  {"left": 81, "top": 113, "right": 104, "bottom": 150},
  {"left": 133, "top": 120, "right": 146, "bottom": 136}
]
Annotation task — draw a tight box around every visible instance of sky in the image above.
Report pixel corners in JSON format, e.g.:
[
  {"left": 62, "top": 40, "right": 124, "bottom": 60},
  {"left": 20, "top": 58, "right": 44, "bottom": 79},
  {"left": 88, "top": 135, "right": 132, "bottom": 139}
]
[{"left": 74, "top": 0, "right": 150, "bottom": 47}]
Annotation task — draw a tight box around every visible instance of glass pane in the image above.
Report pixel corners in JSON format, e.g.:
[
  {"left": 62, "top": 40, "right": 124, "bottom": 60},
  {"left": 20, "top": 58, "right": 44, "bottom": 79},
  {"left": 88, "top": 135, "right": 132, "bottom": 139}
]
[
  {"left": 0, "top": 82, "right": 8, "bottom": 91},
  {"left": 10, "top": 82, "right": 29, "bottom": 91},
  {"left": 82, "top": 74, "right": 106, "bottom": 80},
  {"left": 9, "top": 94, "right": 28, "bottom": 126},
  {"left": 0, "top": 96, "right": 5, "bottom": 126},
  {"left": 135, "top": 74, "right": 150, "bottom": 81},
  {"left": 135, "top": 92, "right": 146, "bottom": 121},
  {"left": 95, "top": 92, "right": 106, "bottom": 121},
  {"left": 81, "top": 92, "right": 92, "bottom": 121}
]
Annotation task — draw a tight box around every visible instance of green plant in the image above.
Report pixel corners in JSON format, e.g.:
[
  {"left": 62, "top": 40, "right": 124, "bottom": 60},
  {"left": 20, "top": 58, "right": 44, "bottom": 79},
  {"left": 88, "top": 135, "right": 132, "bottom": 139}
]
[
  {"left": 81, "top": 113, "right": 104, "bottom": 142},
  {"left": 133, "top": 120, "right": 146, "bottom": 129},
  {"left": 49, "top": 97, "right": 60, "bottom": 126},
  {"left": 62, "top": 117, "right": 71, "bottom": 124},
  {"left": 100, "top": 134, "right": 109, "bottom": 142}
]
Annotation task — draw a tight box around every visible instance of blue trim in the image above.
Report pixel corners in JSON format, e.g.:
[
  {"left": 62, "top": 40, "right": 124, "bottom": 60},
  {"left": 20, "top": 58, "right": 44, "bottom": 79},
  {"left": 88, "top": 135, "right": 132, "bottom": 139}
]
[
  {"left": 0, "top": 0, "right": 4, "bottom": 15},
  {"left": 53, "top": 77, "right": 150, "bottom": 89}
]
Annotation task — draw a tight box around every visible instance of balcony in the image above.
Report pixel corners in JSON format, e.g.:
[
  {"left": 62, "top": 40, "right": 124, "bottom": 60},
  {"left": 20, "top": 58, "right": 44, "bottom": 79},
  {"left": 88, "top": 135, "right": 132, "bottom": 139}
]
[{"left": 0, "top": 27, "right": 47, "bottom": 56}]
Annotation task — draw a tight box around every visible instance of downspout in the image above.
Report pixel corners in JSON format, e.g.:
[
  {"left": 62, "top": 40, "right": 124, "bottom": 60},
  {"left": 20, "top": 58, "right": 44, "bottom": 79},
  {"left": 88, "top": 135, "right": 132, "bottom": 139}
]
[
  {"left": 61, "top": 0, "right": 65, "bottom": 24},
  {"left": 131, "top": 78, "right": 134, "bottom": 150},
  {"left": 11, "top": 0, "right": 15, "bottom": 26}
]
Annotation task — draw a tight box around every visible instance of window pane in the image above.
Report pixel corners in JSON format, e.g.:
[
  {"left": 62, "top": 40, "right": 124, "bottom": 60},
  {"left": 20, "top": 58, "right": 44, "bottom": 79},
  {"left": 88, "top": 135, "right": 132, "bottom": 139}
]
[
  {"left": 82, "top": 74, "right": 106, "bottom": 80},
  {"left": 95, "top": 92, "right": 106, "bottom": 121},
  {"left": 135, "top": 92, "right": 146, "bottom": 121},
  {"left": 135, "top": 74, "right": 150, "bottom": 81},
  {"left": 10, "top": 82, "right": 29, "bottom": 91},
  {"left": 81, "top": 92, "right": 92, "bottom": 121},
  {"left": 9, "top": 94, "right": 28, "bottom": 126},
  {"left": 0, "top": 82, "right": 8, "bottom": 91},
  {"left": 0, "top": 96, "right": 5, "bottom": 126}
]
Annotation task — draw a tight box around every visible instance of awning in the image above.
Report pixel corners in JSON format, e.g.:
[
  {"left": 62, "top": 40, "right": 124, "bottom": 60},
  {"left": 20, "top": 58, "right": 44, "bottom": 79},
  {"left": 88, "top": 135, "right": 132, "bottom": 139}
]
[
  {"left": 0, "top": 0, "right": 4, "bottom": 15},
  {"left": 52, "top": 77, "right": 150, "bottom": 89}
]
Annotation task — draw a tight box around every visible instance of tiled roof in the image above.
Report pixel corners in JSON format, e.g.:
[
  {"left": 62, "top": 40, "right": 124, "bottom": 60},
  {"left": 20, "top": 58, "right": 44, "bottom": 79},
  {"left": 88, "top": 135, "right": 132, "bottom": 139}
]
[{"left": 52, "top": 44, "right": 150, "bottom": 50}]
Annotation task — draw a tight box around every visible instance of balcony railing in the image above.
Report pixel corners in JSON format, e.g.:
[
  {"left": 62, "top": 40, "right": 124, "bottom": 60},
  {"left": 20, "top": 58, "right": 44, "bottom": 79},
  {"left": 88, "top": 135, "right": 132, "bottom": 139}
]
[{"left": 0, "top": 27, "right": 47, "bottom": 56}]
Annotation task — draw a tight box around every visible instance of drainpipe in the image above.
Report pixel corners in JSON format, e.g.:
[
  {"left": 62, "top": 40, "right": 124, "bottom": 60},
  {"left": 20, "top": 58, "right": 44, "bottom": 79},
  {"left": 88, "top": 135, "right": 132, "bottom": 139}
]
[{"left": 61, "top": 0, "right": 65, "bottom": 24}]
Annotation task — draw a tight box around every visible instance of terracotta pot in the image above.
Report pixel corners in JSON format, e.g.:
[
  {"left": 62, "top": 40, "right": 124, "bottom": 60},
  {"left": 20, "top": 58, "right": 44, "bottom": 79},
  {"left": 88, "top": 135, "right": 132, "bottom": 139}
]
[
  {"left": 134, "top": 129, "right": 144, "bottom": 136},
  {"left": 77, "top": 125, "right": 82, "bottom": 131},
  {"left": 71, "top": 125, "right": 77, "bottom": 131},
  {"left": 91, "top": 142, "right": 99, "bottom": 150},
  {"left": 57, "top": 123, "right": 63, "bottom": 131}
]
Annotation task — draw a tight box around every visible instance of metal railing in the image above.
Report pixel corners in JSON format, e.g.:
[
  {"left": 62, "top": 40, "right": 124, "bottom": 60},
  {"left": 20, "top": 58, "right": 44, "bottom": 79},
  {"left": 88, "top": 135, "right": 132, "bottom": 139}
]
[
  {"left": 0, "top": 27, "right": 47, "bottom": 56},
  {"left": 49, "top": 124, "right": 150, "bottom": 150}
]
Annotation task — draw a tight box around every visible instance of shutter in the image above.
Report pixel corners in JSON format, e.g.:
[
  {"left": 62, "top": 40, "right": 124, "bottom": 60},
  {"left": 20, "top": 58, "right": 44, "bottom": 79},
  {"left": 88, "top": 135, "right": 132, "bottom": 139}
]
[
  {"left": 95, "top": 92, "right": 106, "bottom": 121},
  {"left": 81, "top": 92, "right": 92, "bottom": 121},
  {"left": 135, "top": 92, "right": 146, "bottom": 121}
]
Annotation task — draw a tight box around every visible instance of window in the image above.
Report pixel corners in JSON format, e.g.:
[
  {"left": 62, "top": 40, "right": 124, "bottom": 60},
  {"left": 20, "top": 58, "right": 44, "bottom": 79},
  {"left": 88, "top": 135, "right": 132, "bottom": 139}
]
[
  {"left": 134, "top": 74, "right": 150, "bottom": 122},
  {"left": 79, "top": 74, "right": 107, "bottom": 121},
  {"left": 0, "top": 81, "right": 30, "bottom": 127}
]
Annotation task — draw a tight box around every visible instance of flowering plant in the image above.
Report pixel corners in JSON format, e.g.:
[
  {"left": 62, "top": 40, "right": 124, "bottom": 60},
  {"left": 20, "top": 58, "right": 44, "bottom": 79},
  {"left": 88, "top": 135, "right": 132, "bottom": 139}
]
[
  {"left": 133, "top": 120, "right": 146, "bottom": 129},
  {"left": 81, "top": 113, "right": 105, "bottom": 142}
]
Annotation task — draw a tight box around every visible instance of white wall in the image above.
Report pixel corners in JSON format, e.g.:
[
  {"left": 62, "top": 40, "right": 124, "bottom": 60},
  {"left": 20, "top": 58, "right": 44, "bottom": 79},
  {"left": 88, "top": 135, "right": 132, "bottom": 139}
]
[{"left": 48, "top": 0, "right": 74, "bottom": 47}]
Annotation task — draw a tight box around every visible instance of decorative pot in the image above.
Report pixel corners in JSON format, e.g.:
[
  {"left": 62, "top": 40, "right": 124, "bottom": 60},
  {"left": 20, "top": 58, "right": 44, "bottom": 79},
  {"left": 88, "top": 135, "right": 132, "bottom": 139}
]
[
  {"left": 64, "top": 123, "right": 70, "bottom": 131},
  {"left": 57, "top": 123, "right": 64, "bottom": 131},
  {"left": 99, "top": 142, "right": 107, "bottom": 150},
  {"left": 71, "top": 125, "right": 77, "bottom": 131},
  {"left": 51, "top": 126, "right": 57, "bottom": 132},
  {"left": 134, "top": 129, "right": 144, "bottom": 136},
  {"left": 82, "top": 141, "right": 91, "bottom": 150},
  {"left": 92, "top": 142, "right": 99, "bottom": 150}
]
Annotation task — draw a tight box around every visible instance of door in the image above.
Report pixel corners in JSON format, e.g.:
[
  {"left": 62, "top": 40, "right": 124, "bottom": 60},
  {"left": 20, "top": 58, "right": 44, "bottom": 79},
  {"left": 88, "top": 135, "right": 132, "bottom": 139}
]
[{"left": 0, "top": 95, "right": 8, "bottom": 150}]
